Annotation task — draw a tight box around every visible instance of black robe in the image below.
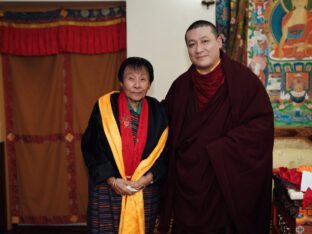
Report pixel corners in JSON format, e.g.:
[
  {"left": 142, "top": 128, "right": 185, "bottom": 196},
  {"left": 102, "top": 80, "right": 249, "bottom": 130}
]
[
  {"left": 81, "top": 92, "right": 168, "bottom": 185},
  {"left": 159, "top": 51, "right": 274, "bottom": 234}
]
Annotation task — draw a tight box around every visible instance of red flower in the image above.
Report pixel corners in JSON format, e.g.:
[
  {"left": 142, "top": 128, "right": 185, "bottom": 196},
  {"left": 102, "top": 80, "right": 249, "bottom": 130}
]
[
  {"left": 303, "top": 188, "right": 312, "bottom": 208},
  {"left": 279, "top": 167, "right": 302, "bottom": 190}
]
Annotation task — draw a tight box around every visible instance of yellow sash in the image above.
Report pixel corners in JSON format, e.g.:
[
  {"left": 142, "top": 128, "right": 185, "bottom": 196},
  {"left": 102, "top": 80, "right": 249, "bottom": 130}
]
[{"left": 98, "top": 91, "right": 168, "bottom": 234}]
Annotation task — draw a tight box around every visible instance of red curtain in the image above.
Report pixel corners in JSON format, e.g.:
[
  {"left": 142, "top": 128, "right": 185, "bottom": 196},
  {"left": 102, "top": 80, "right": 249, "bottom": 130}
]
[
  {"left": 1, "top": 4, "right": 125, "bottom": 224},
  {"left": 0, "top": 7, "right": 126, "bottom": 56}
]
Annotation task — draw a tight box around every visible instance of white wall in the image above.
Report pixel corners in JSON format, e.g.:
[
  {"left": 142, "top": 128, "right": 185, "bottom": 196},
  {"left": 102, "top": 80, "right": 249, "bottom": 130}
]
[{"left": 127, "top": 0, "right": 215, "bottom": 100}]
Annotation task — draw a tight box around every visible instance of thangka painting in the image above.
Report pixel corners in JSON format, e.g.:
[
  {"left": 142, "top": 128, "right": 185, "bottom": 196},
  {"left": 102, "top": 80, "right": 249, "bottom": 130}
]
[{"left": 247, "top": 0, "right": 312, "bottom": 129}]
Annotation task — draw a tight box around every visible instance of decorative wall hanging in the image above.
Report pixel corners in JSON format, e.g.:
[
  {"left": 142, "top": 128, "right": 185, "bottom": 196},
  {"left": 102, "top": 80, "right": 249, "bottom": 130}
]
[{"left": 247, "top": 0, "right": 312, "bottom": 140}]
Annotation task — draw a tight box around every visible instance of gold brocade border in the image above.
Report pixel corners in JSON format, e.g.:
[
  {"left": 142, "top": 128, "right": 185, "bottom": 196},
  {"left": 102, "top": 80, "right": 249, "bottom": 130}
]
[{"left": 0, "top": 17, "right": 126, "bottom": 29}]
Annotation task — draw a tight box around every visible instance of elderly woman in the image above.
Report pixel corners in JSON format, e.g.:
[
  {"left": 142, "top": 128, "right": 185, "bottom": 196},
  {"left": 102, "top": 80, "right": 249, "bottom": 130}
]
[{"left": 81, "top": 57, "right": 168, "bottom": 234}]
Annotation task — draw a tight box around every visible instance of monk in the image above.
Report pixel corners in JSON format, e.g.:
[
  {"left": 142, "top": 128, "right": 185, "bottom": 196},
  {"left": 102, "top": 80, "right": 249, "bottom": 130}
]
[{"left": 158, "top": 20, "right": 274, "bottom": 234}]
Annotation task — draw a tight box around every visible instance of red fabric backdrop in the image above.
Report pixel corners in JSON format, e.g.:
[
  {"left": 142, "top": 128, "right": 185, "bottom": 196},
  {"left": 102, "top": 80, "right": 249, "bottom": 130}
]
[{"left": 1, "top": 4, "right": 126, "bottom": 224}]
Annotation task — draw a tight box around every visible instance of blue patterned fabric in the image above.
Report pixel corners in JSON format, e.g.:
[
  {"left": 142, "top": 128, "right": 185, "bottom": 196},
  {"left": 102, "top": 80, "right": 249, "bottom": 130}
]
[
  {"left": 3, "top": 6, "right": 125, "bottom": 21},
  {"left": 130, "top": 108, "right": 139, "bottom": 143},
  {"left": 87, "top": 181, "right": 161, "bottom": 234},
  {"left": 216, "top": 0, "right": 230, "bottom": 51}
]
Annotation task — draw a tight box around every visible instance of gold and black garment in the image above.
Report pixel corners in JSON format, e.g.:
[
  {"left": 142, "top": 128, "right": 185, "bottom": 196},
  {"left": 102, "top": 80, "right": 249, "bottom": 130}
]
[{"left": 82, "top": 91, "right": 168, "bottom": 234}]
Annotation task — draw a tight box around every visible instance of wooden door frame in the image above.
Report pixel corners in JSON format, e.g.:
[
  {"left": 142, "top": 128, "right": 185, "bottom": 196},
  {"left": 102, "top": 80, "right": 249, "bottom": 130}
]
[{"left": 0, "top": 142, "right": 8, "bottom": 232}]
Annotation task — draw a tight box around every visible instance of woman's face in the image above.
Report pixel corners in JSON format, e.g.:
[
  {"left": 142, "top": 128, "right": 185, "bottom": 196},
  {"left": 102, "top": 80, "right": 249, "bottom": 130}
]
[{"left": 120, "top": 66, "right": 150, "bottom": 108}]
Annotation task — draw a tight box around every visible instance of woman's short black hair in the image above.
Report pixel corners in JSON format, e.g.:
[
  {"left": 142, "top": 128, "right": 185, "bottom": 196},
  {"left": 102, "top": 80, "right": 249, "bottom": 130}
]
[{"left": 118, "top": 57, "right": 154, "bottom": 83}]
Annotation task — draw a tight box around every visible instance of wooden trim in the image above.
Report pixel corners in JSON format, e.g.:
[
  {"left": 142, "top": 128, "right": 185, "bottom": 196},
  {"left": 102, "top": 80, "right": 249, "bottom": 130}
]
[
  {"left": 275, "top": 128, "right": 312, "bottom": 142},
  {"left": 0, "top": 142, "right": 7, "bottom": 232},
  {"left": 0, "top": 1, "right": 125, "bottom": 11}
]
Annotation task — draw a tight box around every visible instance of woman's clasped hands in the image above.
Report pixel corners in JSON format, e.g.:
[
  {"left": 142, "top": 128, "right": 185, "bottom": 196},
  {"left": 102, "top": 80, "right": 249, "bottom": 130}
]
[{"left": 107, "top": 173, "right": 153, "bottom": 196}]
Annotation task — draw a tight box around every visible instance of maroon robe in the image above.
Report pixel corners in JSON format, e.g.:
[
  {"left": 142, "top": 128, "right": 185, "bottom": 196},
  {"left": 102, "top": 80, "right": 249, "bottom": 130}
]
[{"left": 159, "top": 51, "right": 274, "bottom": 234}]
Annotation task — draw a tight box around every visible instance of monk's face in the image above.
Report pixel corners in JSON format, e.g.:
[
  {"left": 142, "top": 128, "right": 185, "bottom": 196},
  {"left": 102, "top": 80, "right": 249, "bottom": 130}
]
[
  {"left": 120, "top": 66, "right": 150, "bottom": 108},
  {"left": 186, "top": 26, "right": 222, "bottom": 74}
]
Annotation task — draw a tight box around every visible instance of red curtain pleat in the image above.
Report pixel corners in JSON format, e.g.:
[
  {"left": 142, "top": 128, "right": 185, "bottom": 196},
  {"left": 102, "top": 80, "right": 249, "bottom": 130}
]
[{"left": 0, "top": 21, "right": 126, "bottom": 56}]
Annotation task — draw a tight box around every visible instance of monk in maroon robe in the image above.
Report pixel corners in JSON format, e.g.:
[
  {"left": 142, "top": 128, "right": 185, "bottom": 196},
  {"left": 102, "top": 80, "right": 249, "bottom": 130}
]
[{"left": 158, "top": 20, "right": 274, "bottom": 234}]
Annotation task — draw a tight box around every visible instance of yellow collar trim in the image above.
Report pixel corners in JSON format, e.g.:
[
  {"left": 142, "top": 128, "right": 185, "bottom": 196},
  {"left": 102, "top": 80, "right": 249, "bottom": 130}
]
[{"left": 196, "top": 59, "right": 221, "bottom": 75}]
